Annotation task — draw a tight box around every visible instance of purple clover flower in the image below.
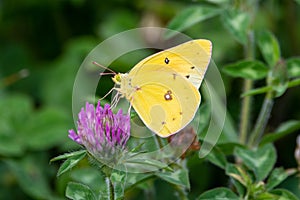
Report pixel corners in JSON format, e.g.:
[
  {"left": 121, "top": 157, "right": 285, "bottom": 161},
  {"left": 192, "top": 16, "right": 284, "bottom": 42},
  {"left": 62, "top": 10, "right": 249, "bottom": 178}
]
[{"left": 69, "top": 101, "right": 130, "bottom": 163}]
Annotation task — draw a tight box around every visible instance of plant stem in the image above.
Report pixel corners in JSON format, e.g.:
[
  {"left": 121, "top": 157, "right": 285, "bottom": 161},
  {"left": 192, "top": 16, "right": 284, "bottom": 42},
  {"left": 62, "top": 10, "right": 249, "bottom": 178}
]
[
  {"left": 154, "top": 135, "right": 164, "bottom": 149},
  {"left": 105, "top": 176, "right": 114, "bottom": 200},
  {"left": 173, "top": 184, "right": 189, "bottom": 200},
  {"left": 239, "top": 79, "right": 253, "bottom": 144},
  {"left": 239, "top": 31, "right": 255, "bottom": 145},
  {"left": 248, "top": 91, "right": 274, "bottom": 147}
]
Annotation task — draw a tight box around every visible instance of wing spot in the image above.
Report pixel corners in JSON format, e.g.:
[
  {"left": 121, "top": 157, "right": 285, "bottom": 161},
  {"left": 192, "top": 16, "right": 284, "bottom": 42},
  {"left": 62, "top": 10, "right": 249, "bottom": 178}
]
[
  {"left": 135, "top": 86, "right": 141, "bottom": 91},
  {"left": 162, "top": 121, "right": 166, "bottom": 125},
  {"left": 191, "top": 66, "right": 195, "bottom": 69},
  {"left": 186, "top": 75, "right": 190, "bottom": 79},
  {"left": 172, "top": 73, "right": 177, "bottom": 80},
  {"left": 164, "top": 90, "right": 173, "bottom": 101},
  {"left": 164, "top": 57, "right": 170, "bottom": 64},
  {"left": 172, "top": 117, "right": 176, "bottom": 121},
  {"left": 179, "top": 111, "right": 183, "bottom": 115}
]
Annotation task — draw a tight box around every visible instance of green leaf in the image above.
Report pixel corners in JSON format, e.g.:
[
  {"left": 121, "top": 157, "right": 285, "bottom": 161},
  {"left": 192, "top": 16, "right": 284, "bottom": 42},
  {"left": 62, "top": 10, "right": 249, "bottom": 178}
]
[
  {"left": 70, "top": 167, "right": 106, "bottom": 192},
  {"left": 257, "top": 30, "right": 281, "bottom": 67},
  {"left": 218, "top": 112, "right": 239, "bottom": 143},
  {"left": 234, "top": 144, "right": 276, "bottom": 181},
  {"left": 241, "top": 85, "right": 272, "bottom": 97},
  {"left": 51, "top": 150, "right": 87, "bottom": 162},
  {"left": 206, "top": 0, "right": 231, "bottom": 4},
  {"left": 156, "top": 168, "right": 190, "bottom": 189},
  {"left": 268, "top": 59, "right": 288, "bottom": 97},
  {"left": 166, "top": 6, "right": 222, "bottom": 38},
  {"left": 5, "top": 155, "right": 53, "bottom": 199},
  {"left": 221, "top": 9, "right": 250, "bottom": 45},
  {"left": 24, "top": 107, "right": 71, "bottom": 150},
  {"left": 197, "top": 187, "right": 239, "bottom": 200},
  {"left": 270, "top": 189, "right": 300, "bottom": 200},
  {"left": 125, "top": 173, "right": 153, "bottom": 190},
  {"left": 124, "top": 153, "right": 171, "bottom": 172},
  {"left": 205, "top": 146, "right": 227, "bottom": 169},
  {"left": 56, "top": 150, "right": 87, "bottom": 176},
  {"left": 217, "top": 142, "right": 245, "bottom": 155},
  {"left": 288, "top": 78, "right": 300, "bottom": 88},
  {"left": 66, "top": 182, "right": 96, "bottom": 200},
  {"left": 0, "top": 94, "right": 32, "bottom": 156},
  {"left": 295, "top": 0, "right": 300, "bottom": 5},
  {"left": 223, "top": 60, "right": 268, "bottom": 80},
  {"left": 266, "top": 168, "right": 289, "bottom": 191},
  {"left": 260, "top": 120, "right": 300, "bottom": 146},
  {"left": 225, "top": 163, "right": 246, "bottom": 196},
  {"left": 242, "top": 78, "right": 300, "bottom": 97},
  {"left": 286, "top": 57, "right": 300, "bottom": 78},
  {"left": 255, "top": 192, "right": 282, "bottom": 200},
  {"left": 197, "top": 103, "right": 211, "bottom": 136}
]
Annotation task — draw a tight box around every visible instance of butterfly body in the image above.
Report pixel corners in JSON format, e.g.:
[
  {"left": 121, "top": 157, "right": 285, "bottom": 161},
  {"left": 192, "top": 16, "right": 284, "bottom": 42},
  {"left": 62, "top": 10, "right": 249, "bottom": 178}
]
[{"left": 112, "top": 39, "right": 212, "bottom": 137}]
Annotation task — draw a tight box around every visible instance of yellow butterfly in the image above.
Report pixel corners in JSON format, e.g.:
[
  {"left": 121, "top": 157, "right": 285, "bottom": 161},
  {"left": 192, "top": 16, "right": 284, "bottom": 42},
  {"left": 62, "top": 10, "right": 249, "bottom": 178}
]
[{"left": 112, "top": 39, "right": 212, "bottom": 137}]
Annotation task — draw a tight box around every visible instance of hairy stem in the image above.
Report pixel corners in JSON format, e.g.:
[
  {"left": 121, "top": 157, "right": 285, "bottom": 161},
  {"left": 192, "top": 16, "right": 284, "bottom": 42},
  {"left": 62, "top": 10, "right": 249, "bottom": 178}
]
[
  {"left": 105, "top": 176, "right": 114, "bottom": 200},
  {"left": 239, "top": 31, "right": 255, "bottom": 145},
  {"left": 248, "top": 91, "right": 274, "bottom": 147},
  {"left": 239, "top": 79, "right": 253, "bottom": 144},
  {"left": 173, "top": 184, "right": 189, "bottom": 200}
]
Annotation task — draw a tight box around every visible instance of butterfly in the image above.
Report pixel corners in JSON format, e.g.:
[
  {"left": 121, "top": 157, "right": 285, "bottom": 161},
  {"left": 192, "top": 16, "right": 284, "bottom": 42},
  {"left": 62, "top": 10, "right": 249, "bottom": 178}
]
[{"left": 110, "top": 39, "right": 212, "bottom": 137}]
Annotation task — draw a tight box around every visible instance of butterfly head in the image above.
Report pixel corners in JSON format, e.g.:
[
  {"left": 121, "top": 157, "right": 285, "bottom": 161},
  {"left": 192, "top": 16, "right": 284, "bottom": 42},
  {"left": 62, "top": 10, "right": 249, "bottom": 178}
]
[{"left": 112, "top": 73, "right": 122, "bottom": 85}]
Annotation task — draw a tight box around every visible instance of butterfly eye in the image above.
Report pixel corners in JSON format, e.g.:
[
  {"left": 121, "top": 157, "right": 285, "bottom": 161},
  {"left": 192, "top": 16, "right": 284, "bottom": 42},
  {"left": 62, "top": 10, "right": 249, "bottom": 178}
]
[{"left": 112, "top": 74, "right": 122, "bottom": 84}]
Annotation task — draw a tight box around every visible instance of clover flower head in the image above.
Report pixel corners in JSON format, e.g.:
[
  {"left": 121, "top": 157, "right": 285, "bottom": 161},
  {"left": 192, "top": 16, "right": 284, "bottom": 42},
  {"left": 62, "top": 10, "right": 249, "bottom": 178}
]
[{"left": 69, "top": 101, "right": 130, "bottom": 163}]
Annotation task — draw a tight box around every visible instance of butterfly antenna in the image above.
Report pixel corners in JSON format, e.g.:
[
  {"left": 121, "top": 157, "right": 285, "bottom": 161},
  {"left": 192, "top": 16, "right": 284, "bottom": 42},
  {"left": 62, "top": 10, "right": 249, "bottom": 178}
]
[
  {"left": 100, "top": 72, "right": 116, "bottom": 75},
  {"left": 92, "top": 61, "right": 116, "bottom": 75}
]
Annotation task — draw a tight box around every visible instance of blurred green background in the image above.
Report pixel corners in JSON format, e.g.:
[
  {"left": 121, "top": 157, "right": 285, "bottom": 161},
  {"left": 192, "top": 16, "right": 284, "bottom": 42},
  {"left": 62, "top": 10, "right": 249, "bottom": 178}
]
[{"left": 0, "top": 0, "right": 299, "bottom": 199}]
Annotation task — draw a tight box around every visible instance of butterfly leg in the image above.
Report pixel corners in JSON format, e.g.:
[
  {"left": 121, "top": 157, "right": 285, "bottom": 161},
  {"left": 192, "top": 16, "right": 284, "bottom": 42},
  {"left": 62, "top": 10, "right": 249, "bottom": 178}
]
[
  {"left": 111, "top": 91, "right": 121, "bottom": 109},
  {"left": 127, "top": 99, "right": 132, "bottom": 114},
  {"left": 99, "top": 87, "right": 115, "bottom": 101}
]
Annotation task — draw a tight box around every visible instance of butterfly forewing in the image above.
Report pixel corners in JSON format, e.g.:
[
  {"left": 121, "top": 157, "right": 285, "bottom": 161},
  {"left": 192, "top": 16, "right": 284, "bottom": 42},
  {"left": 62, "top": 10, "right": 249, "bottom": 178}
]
[
  {"left": 128, "top": 64, "right": 200, "bottom": 137},
  {"left": 129, "top": 39, "right": 212, "bottom": 89}
]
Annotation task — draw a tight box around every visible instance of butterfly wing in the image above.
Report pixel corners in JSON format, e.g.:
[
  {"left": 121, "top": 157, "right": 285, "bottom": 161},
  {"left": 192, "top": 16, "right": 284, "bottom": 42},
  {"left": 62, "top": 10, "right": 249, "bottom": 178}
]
[
  {"left": 129, "top": 39, "right": 212, "bottom": 89},
  {"left": 128, "top": 64, "right": 200, "bottom": 137}
]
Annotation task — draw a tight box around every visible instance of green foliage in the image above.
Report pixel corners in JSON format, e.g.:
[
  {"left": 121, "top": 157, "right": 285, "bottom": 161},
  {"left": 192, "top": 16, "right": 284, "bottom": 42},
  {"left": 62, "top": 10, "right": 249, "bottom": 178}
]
[
  {"left": 287, "top": 57, "right": 300, "bottom": 78},
  {"left": 234, "top": 144, "right": 276, "bottom": 182},
  {"left": 1, "top": 0, "right": 300, "bottom": 199},
  {"left": 221, "top": 9, "right": 250, "bottom": 45},
  {"left": 197, "top": 187, "right": 240, "bottom": 200},
  {"left": 223, "top": 60, "right": 268, "bottom": 80},
  {"left": 203, "top": 143, "right": 295, "bottom": 199},
  {"left": 4, "top": 154, "right": 54, "bottom": 199},
  {"left": 266, "top": 168, "right": 289, "bottom": 191},
  {"left": 166, "top": 6, "right": 222, "bottom": 38},
  {"left": 66, "top": 182, "right": 97, "bottom": 200},
  {"left": 256, "top": 30, "right": 281, "bottom": 68},
  {"left": 260, "top": 120, "right": 300, "bottom": 146},
  {"left": 0, "top": 94, "right": 71, "bottom": 155},
  {"left": 155, "top": 168, "right": 190, "bottom": 189},
  {"left": 51, "top": 150, "right": 87, "bottom": 177}
]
